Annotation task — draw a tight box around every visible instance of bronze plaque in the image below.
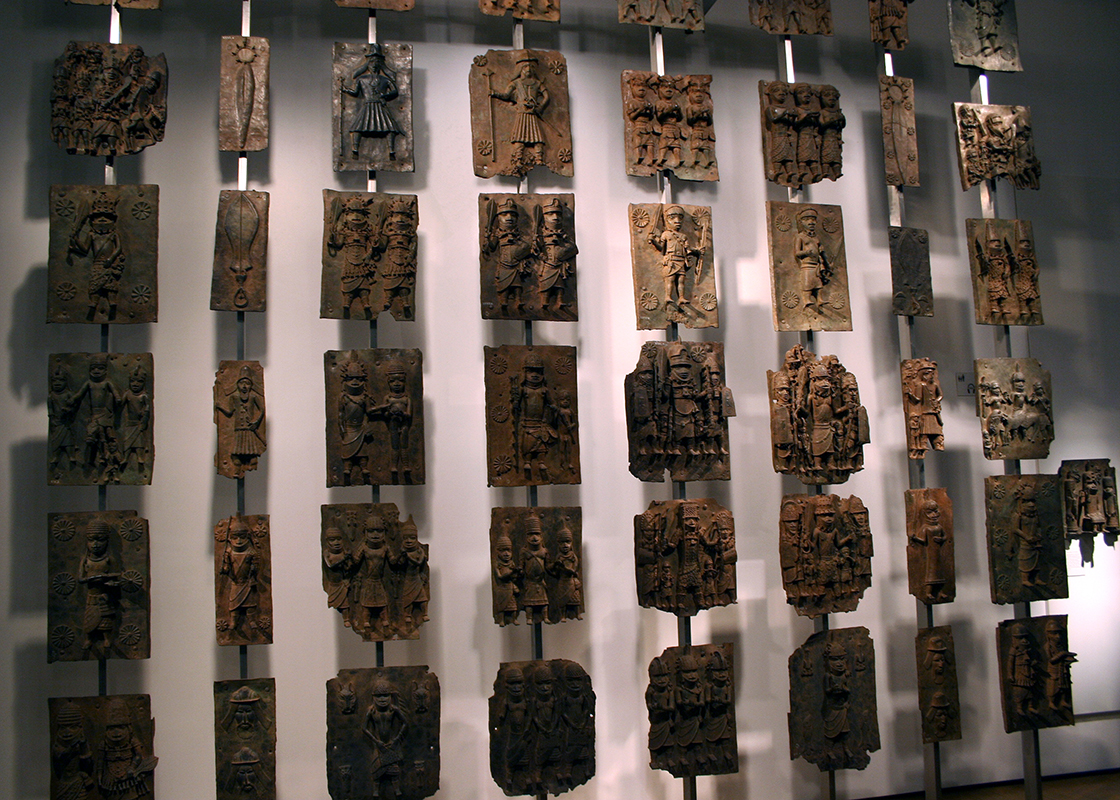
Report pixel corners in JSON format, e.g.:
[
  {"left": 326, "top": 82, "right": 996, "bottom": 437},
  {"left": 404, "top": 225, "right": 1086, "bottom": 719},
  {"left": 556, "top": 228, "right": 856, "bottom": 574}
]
[
  {"left": 619, "top": 0, "right": 704, "bottom": 29},
  {"left": 789, "top": 627, "right": 880, "bottom": 771},
  {"left": 889, "top": 226, "right": 932, "bottom": 317},
  {"left": 974, "top": 357, "right": 1053, "bottom": 461},
  {"left": 997, "top": 616, "right": 1075, "bottom": 733},
  {"left": 325, "top": 349, "right": 425, "bottom": 486},
  {"left": 749, "top": 0, "right": 832, "bottom": 34},
  {"left": 905, "top": 488, "right": 955, "bottom": 604},
  {"left": 625, "top": 341, "right": 735, "bottom": 483},
  {"left": 949, "top": 0, "right": 1022, "bottom": 72},
  {"left": 880, "top": 76, "right": 919, "bottom": 187},
  {"left": 479, "top": 194, "right": 578, "bottom": 321},
  {"left": 219, "top": 36, "right": 270, "bottom": 152},
  {"left": 336, "top": 0, "right": 415, "bottom": 8},
  {"left": 967, "top": 218, "right": 1042, "bottom": 326},
  {"left": 68, "top": 0, "right": 160, "bottom": 5},
  {"left": 47, "top": 511, "right": 149, "bottom": 663},
  {"left": 647, "top": 644, "right": 737, "bottom": 777},
  {"left": 629, "top": 203, "right": 717, "bottom": 330},
  {"left": 321, "top": 503, "right": 430, "bottom": 641},
  {"left": 759, "top": 81, "right": 844, "bottom": 187},
  {"left": 215, "top": 678, "right": 276, "bottom": 800},
  {"left": 48, "top": 352, "right": 154, "bottom": 486},
  {"left": 778, "top": 494, "right": 873, "bottom": 618},
  {"left": 985, "top": 475, "right": 1068, "bottom": 605},
  {"left": 49, "top": 695, "right": 157, "bottom": 800},
  {"left": 215, "top": 515, "right": 272, "bottom": 646},
  {"left": 327, "top": 667, "right": 440, "bottom": 800},
  {"left": 621, "top": 72, "right": 718, "bottom": 183},
  {"left": 51, "top": 41, "right": 167, "bottom": 157},
  {"left": 321, "top": 190, "right": 419, "bottom": 321},
  {"left": 490, "top": 507, "right": 582, "bottom": 626},
  {"left": 333, "top": 42, "right": 414, "bottom": 173},
  {"left": 214, "top": 360, "right": 266, "bottom": 479},
  {"left": 900, "top": 358, "right": 944, "bottom": 460},
  {"left": 481, "top": 0, "right": 559, "bottom": 22},
  {"left": 1059, "top": 459, "right": 1120, "bottom": 567},
  {"left": 48, "top": 184, "right": 159, "bottom": 324},
  {"left": 915, "top": 627, "right": 962, "bottom": 743},
  {"left": 635, "top": 499, "right": 736, "bottom": 615},
  {"left": 766, "top": 201, "right": 850, "bottom": 331},
  {"left": 484, "top": 345, "right": 580, "bottom": 487},
  {"left": 955, "top": 103, "right": 1039, "bottom": 191},
  {"left": 768, "top": 345, "right": 868, "bottom": 485},
  {"left": 490, "top": 659, "right": 594, "bottom": 795},
  {"left": 469, "top": 49, "right": 573, "bottom": 180},
  {"left": 211, "top": 190, "right": 269, "bottom": 312},
  {"left": 868, "top": 0, "right": 911, "bottom": 50}
]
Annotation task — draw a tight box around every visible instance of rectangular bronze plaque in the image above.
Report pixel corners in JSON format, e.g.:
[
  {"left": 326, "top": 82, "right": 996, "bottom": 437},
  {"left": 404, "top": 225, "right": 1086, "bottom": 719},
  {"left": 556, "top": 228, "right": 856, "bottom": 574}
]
[
  {"left": 619, "top": 0, "right": 704, "bottom": 30},
  {"left": 481, "top": 0, "right": 559, "bottom": 22},
  {"left": 915, "top": 626, "right": 962, "bottom": 743},
  {"left": 333, "top": 42, "right": 413, "bottom": 173},
  {"left": 889, "top": 226, "right": 932, "bottom": 317},
  {"left": 68, "top": 0, "right": 160, "bottom": 6},
  {"left": 900, "top": 358, "right": 944, "bottom": 460},
  {"left": 869, "top": 0, "right": 911, "bottom": 50},
  {"left": 336, "top": 0, "right": 415, "bottom": 8},
  {"left": 49, "top": 695, "right": 157, "bottom": 800},
  {"left": 949, "top": 0, "right": 1022, "bottom": 72},
  {"left": 880, "top": 76, "right": 919, "bottom": 187},
  {"left": 214, "top": 360, "right": 266, "bottom": 479},
  {"left": 904, "top": 488, "right": 954, "bottom": 603},
  {"left": 766, "top": 202, "right": 850, "bottom": 332},
  {"left": 215, "top": 678, "right": 276, "bottom": 800},
  {"left": 1059, "top": 458, "right": 1120, "bottom": 567},
  {"left": 219, "top": 36, "right": 269, "bottom": 152},
  {"left": 997, "top": 615, "right": 1075, "bottom": 733},
  {"left": 212, "top": 190, "right": 269, "bottom": 312},
  {"left": 621, "top": 72, "right": 718, "bottom": 183},
  {"left": 966, "top": 218, "right": 1042, "bottom": 326},
  {"left": 759, "top": 81, "right": 845, "bottom": 187},
  {"left": 749, "top": 0, "right": 832, "bottom": 35},
  {"left": 490, "top": 506, "right": 582, "bottom": 625},
  {"left": 955, "top": 103, "right": 1039, "bottom": 191},
  {"left": 974, "top": 357, "right": 1053, "bottom": 461},
  {"left": 629, "top": 203, "right": 717, "bottom": 330},
  {"left": 985, "top": 475, "right": 1068, "bottom": 605},
  {"left": 215, "top": 515, "right": 272, "bottom": 646}
]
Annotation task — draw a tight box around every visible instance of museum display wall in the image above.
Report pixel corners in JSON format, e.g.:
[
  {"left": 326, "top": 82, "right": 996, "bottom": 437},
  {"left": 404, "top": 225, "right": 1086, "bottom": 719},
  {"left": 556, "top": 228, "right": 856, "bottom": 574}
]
[{"left": 3, "top": 0, "right": 1120, "bottom": 798}]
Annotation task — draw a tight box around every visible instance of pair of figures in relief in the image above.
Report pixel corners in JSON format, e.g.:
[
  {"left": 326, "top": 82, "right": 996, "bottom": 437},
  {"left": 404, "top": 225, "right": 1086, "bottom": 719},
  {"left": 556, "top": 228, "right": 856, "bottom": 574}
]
[
  {"left": 998, "top": 616, "right": 1076, "bottom": 733},
  {"left": 619, "top": 0, "right": 704, "bottom": 30},
  {"left": 50, "top": 695, "right": 158, "bottom": 800},
  {"left": 749, "top": 0, "right": 833, "bottom": 36},
  {"left": 759, "top": 81, "right": 845, "bottom": 188},
  {"left": 968, "top": 218, "right": 1041, "bottom": 326},
  {"left": 955, "top": 103, "right": 1040, "bottom": 191},
  {"left": 621, "top": 72, "right": 718, "bottom": 182},
  {"left": 976, "top": 358, "right": 1053, "bottom": 461},
  {"left": 214, "top": 679, "right": 276, "bottom": 800},
  {"left": 1059, "top": 459, "right": 1120, "bottom": 566},
  {"left": 490, "top": 508, "right": 583, "bottom": 626}
]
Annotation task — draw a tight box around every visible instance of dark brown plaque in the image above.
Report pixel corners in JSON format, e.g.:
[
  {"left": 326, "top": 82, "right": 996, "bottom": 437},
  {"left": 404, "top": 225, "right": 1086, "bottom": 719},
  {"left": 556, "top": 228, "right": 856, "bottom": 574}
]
[
  {"left": 974, "top": 358, "right": 1053, "bottom": 461},
  {"left": 629, "top": 203, "right": 717, "bottom": 330},
  {"left": 219, "top": 36, "right": 270, "bottom": 152},
  {"left": 481, "top": 0, "right": 559, "bottom": 22},
  {"left": 904, "top": 488, "right": 955, "bottom": 604},
  {"left": 635, "top": 499, "right": 736, "bottom": 615},
  {"left": 49, "top": 695, "right": 157, "bottom": 800},
  {"left": 967, "top": 218, "right": 1042, "bottom": 326},
  {"left": 215, "top": 515, "right": 272, "bottom": 646},
  {"left": 955, "top": 103, "right": 1039, "bottom": 191},
  {"left": 788, "top": 627, "right": 880, "bottom": 771},
  {"left": 321, "top": 503, "right": 431, "bottom": 641},
  {"left": 214, "top": 360, "right": 266, "bottom": 479},
  {"left": 479, "top": 194, "right": 577, "bottom": 321},
  {"left": 766, "top": 201, "right": 850, "bottom": 331},
  {"left": 625, "top": 341, "right": 735, "bottom": 483},
  {"left": 949, "top": 0, "right": 1022, "bottom": 72},
  {"left": 759, "top": 81, "right": 844, "bottom": 187},
  {"left": 647, "top": 644, "right": 737, "bottom": 777},
  {"left": 490, "top": 659, "right": 594, "bottom": 795},
  {"left": 327, "top": 667, "right": 440, "bottom": 800},
  {"left": 212, "top": 190, "right": 269, "bottom": 312},
  {"left": 490, "top": 507, "right": 582, "bottom": 626},
  {"left": 619, "top": 0, "right": 704, "bottom": 30},
  {"left": 48, "top": 184, "right": 159, "bottom": 324},
  {"left": 469, "top": 49, "right": 573, "bottom": 179},
  {"left": 51, "top": 42, "right": 167, "bottom": 157},
  {"left": 333, "top": 42, "right": 414, "bottom": 173},
  {"left": 868, "top": 0, "right": 911, "bottom": 50},
  {"left": 325, "top": 349, "right": 425, "bottom": 486},
  {"left": 915, "top": 627, "right": 962, "bottom": 743},
  {"left": 880, "top": 76, "right": 919, "bottom": 187},
  {"left": 900, "top": 358, "right": 944, "bottom": 460},
  {"left": 68, "top": 0, "right": 160, "bottom": 5},
  {"left": 48, "top": 352, "right": 154, "bottom": 486},
  {"left": 621, "top": 72, "right": 718, "bottom": 182},
  {"left": 215, "top": 678, "right": 276, "bottom": 800},
  {"left": 749, "top": 0, "right": 832, "bottom": 35},
  {"left": 1059, "top": 459, "right": 1119, "bottom": 567},
  {"left": 336, "top": 0, "right": 414, "bottom": 8},
  {"left": 997, "top": 616, "right": 1075, "bottom": 733},
  {"left": 889, "top": 226, "right": 932, "bottom": 317},
  {"left": 484, "top": 345, "right": 580, "bottom": 487},
  {"left": 48, "top": 511, "right": 149, "bottom": 663},
  {"left": 985, "top": 475, "right": 1068, "bottom": 605}
]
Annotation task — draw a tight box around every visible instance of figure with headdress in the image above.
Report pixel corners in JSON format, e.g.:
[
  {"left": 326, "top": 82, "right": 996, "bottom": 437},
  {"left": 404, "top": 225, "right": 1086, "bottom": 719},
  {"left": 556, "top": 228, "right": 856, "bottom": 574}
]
[
  {"left": 492, "top": 531, "right": 520, "bottom": 625},
  {"left": 338, "top": 358, "right": 377, "bottom": 485},
  {"left": 372, "top": 359, "right": 413, "bottom": 481},
  {"left": 68, "top": 191, "right": 125, "bottom": 322},
  {"left": 96, "top": 699, "right": 156, "bottom": 800},
  {"left": 491, "top": 52, "right": 549, "bottom": 170},
  {"left": 353, "top": 517, "right": 391, "bottom": 637},
  {"left": 391, "top": 516, "right": 429, "bottom": 628},
  {"left": 52, "top": 701, "right": 94, "bottom": 800},
  {"left": 550, "top": 522, "right": 582, "bottom": 621},
  {"left": 649, "top": 206, "right": 702, "bottom": 309},
  {"left": 645, "top": 656, "right": 675, "bottom": 770},
  {"left": 519, "top": 514, "right": 550, "bottom": 624},
  {"left": 341, "top": 44, "right": 403, "bottom": 161},
  {"left": 215, "top": 364, "right": 265, "bottom": 478},
  {"left": 379, "top": 200, "right": 417, "bottom": 318},
  {"left": 510, "top": 353, "right": 560, "bottom": 482},
  {"left": 534, "top": 198, "right": 577, "bottom": 314},
  {"left": 328, "top": 195, "right": 381, "bottom": 319},
  {"left": 684, "top": 79, "right": 716, "bottom": 170},
  {"left": 484, "top": 198, "right": 533, "bottom": 316},
  {"left": 219, "top": 517, "right": 261, "bottom": 639},
  {"left": 79, "top": 519, "right": 122, "bottom": 659},
  {"left": 625, "top": 73, "right": 658, "bottom": 167},
  {"left": 1043, "top": 619, "right": 1076, "bottom": 714},
  {"left": 322, "top": 527, "right": 354, "bottom": 625},
  {"left": 364, "top": 679, "right": 408, "bottom": 798}
]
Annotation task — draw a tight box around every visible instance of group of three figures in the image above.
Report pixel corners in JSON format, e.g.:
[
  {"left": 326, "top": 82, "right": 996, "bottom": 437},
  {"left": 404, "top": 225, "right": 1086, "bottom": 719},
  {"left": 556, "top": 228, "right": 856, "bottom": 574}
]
[
  {"left": 760, "top": 80, "right": 845, "bottom": 188},
  {"left": 491, "top": 508, "right": 583, "bottom": 626},
  {"left": 622, "top": 71, "right": 718, "bottom": 182}
]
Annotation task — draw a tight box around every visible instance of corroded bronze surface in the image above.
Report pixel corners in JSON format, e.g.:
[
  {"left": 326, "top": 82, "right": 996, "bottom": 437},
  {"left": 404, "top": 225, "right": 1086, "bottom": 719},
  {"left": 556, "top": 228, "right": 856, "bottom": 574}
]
[
  {"left": 635, "top": 499, "right": 736, "bottom": 616},
  {"left": 997, "top": 615, "right": 1075, "bottom": 733},
  {"left": 489, "top": 659, "right": 594, "bottom": 795},
  {"left": 621, "top": 72, "right": 718, "bottom": 182},
  {"left": 905, "top": 488, "right": 955, "bottom": 604},
  {"left": 880, "top": 76, "right": 919, "bottom": 187},
  {"left": 325, "top": 349, "right": 425, "bottom": 486},
  {"left": 949, "top": 0, "right": 1021, "bottom": 72},
  {"left": 619, "top": 0, "right": 704, "bottom": 30},
  {"left": 768, "top": 345, "right": 868, "bottom": 485},
  {"left": 327, "top": 667, "right": 440, "bottom": 800},
  {"left": 49, "top": 695, "right": 157, "bottom": 800},
  {"left": 51, "top": 41, "right": 167, "bottom": 157},
  {"left": 868, "top": 0, "right": 911, "bottom": 50},
  {"left": 1059, "top": 459, "right": 1119, "bottom": 567},
  {"left": 900, "top": 358, "right": 944, "bottom": 460},
  {"left": 479, "top": 194, "right": 577, "bottom": 321},
  {"left": 647, "top": 644, "right": 737, "bottom": 777},
  {"left": 759, "top": 81, "right": 844, "bottom": 187},
  {"left": 47, "top": 511, "right": 149, "bottom": 663},
  {"left": 214, "top": 361, "right": 266, "bottom": 479},
  {"left": 915, "top": 627, "right": 961, "bottom": 744},
  {"left": 212, "top": 190, "right": 269, "bottom": 312},
  {"left": 484, "top": 345, "right": 580, "bottom": 487},
  {"left": 320, "top": 503, "right": 430, "bottom": 641},
  {"left": 481, "top": 0, "right": 558, "bottom": 21},
  {"left": 214, "top": 678, "right": 276, "bottom": 800},
  {"left": 469, "top": 49, "right": 573, "bottom": 179},
  {"left": 750, "top": 0, "right": 832, "bottom": 35},
  {"left": 220, "top": 36, "right": 269, "bottom": 152},
  {"left": 48, "top": 352, "right": 154, "bottom": 486},
  {"left": 890, "top": 226, "right": 932, "bottom": 317},
  {"left": 215, "top": 515, "right": 272, "bottom": 646},
  {"left": 490, "top": 507, "right": 582, "bottom": 626},
  {"left": 778, "top": 494, "right": 873, "bottom": 618},
  {"left": 48, "top": 185, "right": 158, "bottom": 324},
  {"left": 625, "top": 341, "right": 734, "bottom": 483},
  {"left": 321, "top": 190, "right": 418, "bottom": 321},
  {"left": 766, "top": 201, "right": 849, "bottom": 331},
  {"left": 974, "top": 358, "right": 1053, "bottom": 461},
  {"left": 967, "top": 218, "right": 1042, "bottom": 326},
  {"left": 788, "top": 627, "right": 880, "bottom": 771},
  {"left": 955, "top": 103, "right": 1039, "bottom": 191},
  {"left": 333, "top": 42, "right": 413, "bottom": 173},
  {"left": 629, "top": 203, "right": 717, "bottom": 330},
  {"left": 985, "top": 475, "right": 1068, "bottom": 605}
]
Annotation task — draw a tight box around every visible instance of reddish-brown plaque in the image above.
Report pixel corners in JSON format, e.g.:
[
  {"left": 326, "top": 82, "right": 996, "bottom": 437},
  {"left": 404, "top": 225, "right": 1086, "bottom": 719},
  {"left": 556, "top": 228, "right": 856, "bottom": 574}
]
[
  {"left": 985, "top": 475, "right": 1067, "bottom": 605},
  {"left": 967, "top": 218, "right": 1042, "bottom": 326},
  {"left": 955, "top": 103, "right": 1039, "bottom": 190},
  {"left": 890, "top": 226, "right": 933, "bottom": 317},
  {"left": 215, "top": 515, "right": 272, "bottom": 646},
  {"left": 481, "top": 0, "right": 558, "bottom": 22},
  {"left": 949, "top": 0, "right": 1022, "bottom": 72},
  {"left": 766, "top": 201, "right": 850, "bottom": 331},
  {"left": 629, "top": 203, "right": 718, "bottom": 330},
  {"left": 880, "top": 76, "right": 919, "bottom": 187},
  {"left": 490, "top": 507, "right": 582, "bottom": 626},
  {"left": 900, "top": 358, "right": 944, "bottom": 460},
  {"left": 214, "top": 361, "right": 266, "bottom": 480},
  {"left": 1059, "top": 459, "right": 1120, "bottom": 566},
  {"left": 915, "top": 627, "right": 962, "bottom": 743},
  {"left": 621, "top": 72, "right": 718, "bottom": 182},
  {"left": 997, "top": 616, "right": 1075, "bottom": 733},
  {"left": 868, "top": 0, "right": 912, "bottom": 50},
  {"left": 759, "top": 81, "right": 844, "bottom": 187},
  {"left": 214, "top": 678, "right": 276, "bottom": 800},
  {"left": 619, "top": 0, "right": 704, "bottom": 30},
  {"left": 219, "top": 36, "right": 269, "bottom": 152},
  {"left": 975, "top": 358, "right": 1053, "bottom": 461},
  {"left": 49, "top": 695, "right": 157, "bottom": 800},
  {"left": 905, "top": 488, "right": 955, "bottom": 604},
  {"left": 212, "top": 190, "right": 269, "bottom": 312}
]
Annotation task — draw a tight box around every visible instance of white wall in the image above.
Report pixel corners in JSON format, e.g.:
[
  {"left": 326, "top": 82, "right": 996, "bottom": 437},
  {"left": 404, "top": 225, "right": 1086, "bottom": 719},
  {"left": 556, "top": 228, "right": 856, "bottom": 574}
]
[{"left": 2, "top": 0, "right": 1119, "bottom": 798}]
